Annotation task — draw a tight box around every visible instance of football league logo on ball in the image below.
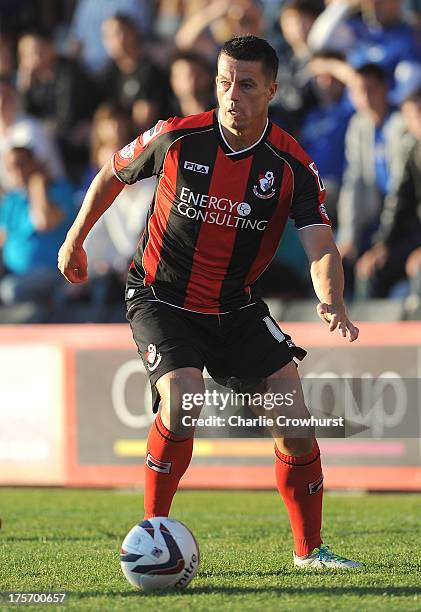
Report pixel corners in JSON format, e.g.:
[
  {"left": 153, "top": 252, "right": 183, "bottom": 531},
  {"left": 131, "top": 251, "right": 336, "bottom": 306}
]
[{"left": 253, "top": 170, "right": 276, "bottom": 199}]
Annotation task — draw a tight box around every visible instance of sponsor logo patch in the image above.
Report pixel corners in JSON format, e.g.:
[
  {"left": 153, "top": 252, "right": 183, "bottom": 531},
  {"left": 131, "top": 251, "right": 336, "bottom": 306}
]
[
  {"left": 236, "top": 202, "right": 251, "bottom": 216},
  {"left": 184, "top": 161, "right": 209, "bottom": 174},
  {"left": 308, "top": 475, "right": 324, "bottom": 495},
  {"left": 178, "top": 187, "right": 268, "bottom": 230},
  {"left": 146, "top": 453, "right": 172, "bottom": 473}
]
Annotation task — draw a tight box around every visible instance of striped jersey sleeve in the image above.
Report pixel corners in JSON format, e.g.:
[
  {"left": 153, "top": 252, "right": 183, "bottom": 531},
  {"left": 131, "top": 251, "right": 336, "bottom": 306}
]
[
  {"left": 112, "top": 112, "right": 215, "bottom": 185},
  {"left": 289, "top": 158, "right": 331, "bottom": 230},
  {"left": 268, "top": 126, "right": 331, "bottom": 230},
  {"left": 112, "top": 118, "right": 176, "bottom": 185}
]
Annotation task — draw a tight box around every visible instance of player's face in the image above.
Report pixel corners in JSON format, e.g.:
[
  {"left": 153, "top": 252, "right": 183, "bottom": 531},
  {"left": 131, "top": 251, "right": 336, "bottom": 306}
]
[{"left": 216, "top": 54, "right": 277, "bottom": 133}]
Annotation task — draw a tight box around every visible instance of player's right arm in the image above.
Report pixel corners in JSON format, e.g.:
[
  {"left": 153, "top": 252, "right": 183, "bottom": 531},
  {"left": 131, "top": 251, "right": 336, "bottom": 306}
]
[
  {"left": 58, "top": 159, "right": 124, "bottom": 283},
  {"left": 59, "top": 114, "right": 206, "bottom": 283}
]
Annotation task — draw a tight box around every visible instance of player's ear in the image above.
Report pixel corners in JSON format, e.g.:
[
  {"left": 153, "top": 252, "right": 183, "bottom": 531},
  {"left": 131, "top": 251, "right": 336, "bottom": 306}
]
[{"left": 267, "top": 81, "right": 277, "bottom": 102}]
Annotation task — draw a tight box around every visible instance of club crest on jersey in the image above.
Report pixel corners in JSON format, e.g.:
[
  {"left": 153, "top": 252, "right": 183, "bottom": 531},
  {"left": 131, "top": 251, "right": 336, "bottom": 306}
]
[
  {"left": 253, "top": 171, "right": 276, "bottom": 199},
  {"left": 145, "top": 343, "right": 162, "bottom": 372}
]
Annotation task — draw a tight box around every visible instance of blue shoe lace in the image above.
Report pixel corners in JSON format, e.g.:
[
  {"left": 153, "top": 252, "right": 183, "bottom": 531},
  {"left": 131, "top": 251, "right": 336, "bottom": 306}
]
[{"left": 316, "top": 545, "right": 348, "bottom": 563}]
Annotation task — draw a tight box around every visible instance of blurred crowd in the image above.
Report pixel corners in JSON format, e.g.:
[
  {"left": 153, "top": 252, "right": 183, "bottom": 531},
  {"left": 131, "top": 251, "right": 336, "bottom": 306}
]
[{"left": 0, "top": 0, "right": 420, "bottom": 323}]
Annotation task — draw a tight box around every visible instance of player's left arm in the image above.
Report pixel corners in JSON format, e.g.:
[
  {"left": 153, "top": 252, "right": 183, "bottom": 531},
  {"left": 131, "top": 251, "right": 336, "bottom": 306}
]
[{"left": 299, "top": 225, "right": 359, "bottom": 342}]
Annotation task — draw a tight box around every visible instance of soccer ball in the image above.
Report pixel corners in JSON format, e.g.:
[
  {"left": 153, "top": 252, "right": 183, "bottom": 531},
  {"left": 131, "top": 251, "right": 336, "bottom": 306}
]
[{"left": 120, "top": 517, "right": 199, "bottom": 593}]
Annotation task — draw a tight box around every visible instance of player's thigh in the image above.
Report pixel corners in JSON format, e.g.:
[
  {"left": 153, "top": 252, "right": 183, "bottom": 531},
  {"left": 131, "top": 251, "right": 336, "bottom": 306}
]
[
  {"left": 208, "top": 301, "right": 306, "bottom": 384},
  {"left": 266, "top": 360, "right": 309, "bottom": 419},
  {"left": 127, "top": 299, "right": 205, "bottom": 415}
]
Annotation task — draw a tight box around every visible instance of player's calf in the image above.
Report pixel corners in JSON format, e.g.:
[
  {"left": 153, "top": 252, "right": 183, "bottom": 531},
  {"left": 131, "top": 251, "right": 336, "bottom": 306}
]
[{"left": 143, "top": 368, "right": 205, "bottom": 519}]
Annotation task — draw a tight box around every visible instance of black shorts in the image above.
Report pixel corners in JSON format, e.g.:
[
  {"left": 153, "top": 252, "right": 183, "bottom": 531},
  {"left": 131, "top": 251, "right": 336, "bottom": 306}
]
[{"left": 126, "top": 298, "right": 307, "bottom": 413}]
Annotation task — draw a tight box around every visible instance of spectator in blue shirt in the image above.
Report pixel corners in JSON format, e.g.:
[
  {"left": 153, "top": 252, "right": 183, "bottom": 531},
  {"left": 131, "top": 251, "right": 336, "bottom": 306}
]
[
  {"left": 300, "top": 49, "right": 355, "bottom": 228},
  {"left": 68, "top": 0, "right": 153, "bottom": 75},
  {"left": 308, "top": 0, "right": 420, "bottom": 82},
  {"left": 355, "top": 89, "right": 421, "bottom": 298},
  {"left": 0, "top": 147, "right": 76, "bottom": 305},
  {"left": 337, "top": 63, "right": 407, "bottom": 262}
]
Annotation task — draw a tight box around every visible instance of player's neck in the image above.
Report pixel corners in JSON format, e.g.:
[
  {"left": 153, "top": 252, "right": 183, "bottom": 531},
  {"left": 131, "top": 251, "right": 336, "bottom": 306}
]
[{"left": 218, "top": 113, "right": 268, "bottom": 152}]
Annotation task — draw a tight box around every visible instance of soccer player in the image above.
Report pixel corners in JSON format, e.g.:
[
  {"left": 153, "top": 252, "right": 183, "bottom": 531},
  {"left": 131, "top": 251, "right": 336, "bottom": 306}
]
[{"left": 58, "top": 35, "right": 362, "bottom": 569}]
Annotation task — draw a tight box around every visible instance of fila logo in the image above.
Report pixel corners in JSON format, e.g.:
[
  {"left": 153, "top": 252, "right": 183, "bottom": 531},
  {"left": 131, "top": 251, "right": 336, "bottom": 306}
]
[
  {"left": 146, "top": 453, "right": 172, "bottom": 473},
  {"left": 308, "top": 475, "right": 324, "bottom": 495},
  {"left": 184, "top": 161, "right": 209, "bottom": 174}
]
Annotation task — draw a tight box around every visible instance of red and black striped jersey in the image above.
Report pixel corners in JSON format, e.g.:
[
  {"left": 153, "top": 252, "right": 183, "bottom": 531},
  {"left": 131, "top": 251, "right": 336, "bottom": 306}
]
[{"left": 113, "top": 109, "right": 330, "bottom": 314}]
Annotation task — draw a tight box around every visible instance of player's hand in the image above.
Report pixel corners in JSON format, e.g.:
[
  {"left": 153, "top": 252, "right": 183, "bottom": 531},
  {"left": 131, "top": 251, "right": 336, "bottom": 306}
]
[
  {"left": 317, "top": 302, "right": 359, "bottom": 342},
  {"left": 58, "top": 240, "right": 88, "bottom": 283}
]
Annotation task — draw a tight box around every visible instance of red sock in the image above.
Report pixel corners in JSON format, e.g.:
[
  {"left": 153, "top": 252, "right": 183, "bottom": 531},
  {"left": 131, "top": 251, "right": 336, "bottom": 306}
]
[
  {"left": 144, "top": 413, "right": 193, "bottom": 519},
  {"left": 274, "top": 441, "right": 323, "bottom": 557}
]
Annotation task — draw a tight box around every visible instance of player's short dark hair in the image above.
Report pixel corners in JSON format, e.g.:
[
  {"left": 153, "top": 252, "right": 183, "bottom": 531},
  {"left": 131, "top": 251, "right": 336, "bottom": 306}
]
[
  {"left": 356, "top": 63, "right": 388, "bottom": 84},
  {"left": 280, "top": 0, "right": 323, "bottom": 19},
  {"left": 219, "top": 35, "right": 279, "bottom": 81}
]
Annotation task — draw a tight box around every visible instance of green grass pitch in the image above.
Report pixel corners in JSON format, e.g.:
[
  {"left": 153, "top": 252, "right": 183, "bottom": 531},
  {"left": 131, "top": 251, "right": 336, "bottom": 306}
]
[{"left": 0, "top": 489, "right": 420, "bottom": 611}]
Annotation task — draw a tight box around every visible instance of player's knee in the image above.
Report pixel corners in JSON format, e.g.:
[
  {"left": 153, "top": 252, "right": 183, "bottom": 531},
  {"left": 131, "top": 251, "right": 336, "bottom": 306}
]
[
  {"left": 158, "top": 370, "right": 205, "bottom": 432},
  {"left": 275, "top": 437, "right": 315, "bottom": 457}
]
